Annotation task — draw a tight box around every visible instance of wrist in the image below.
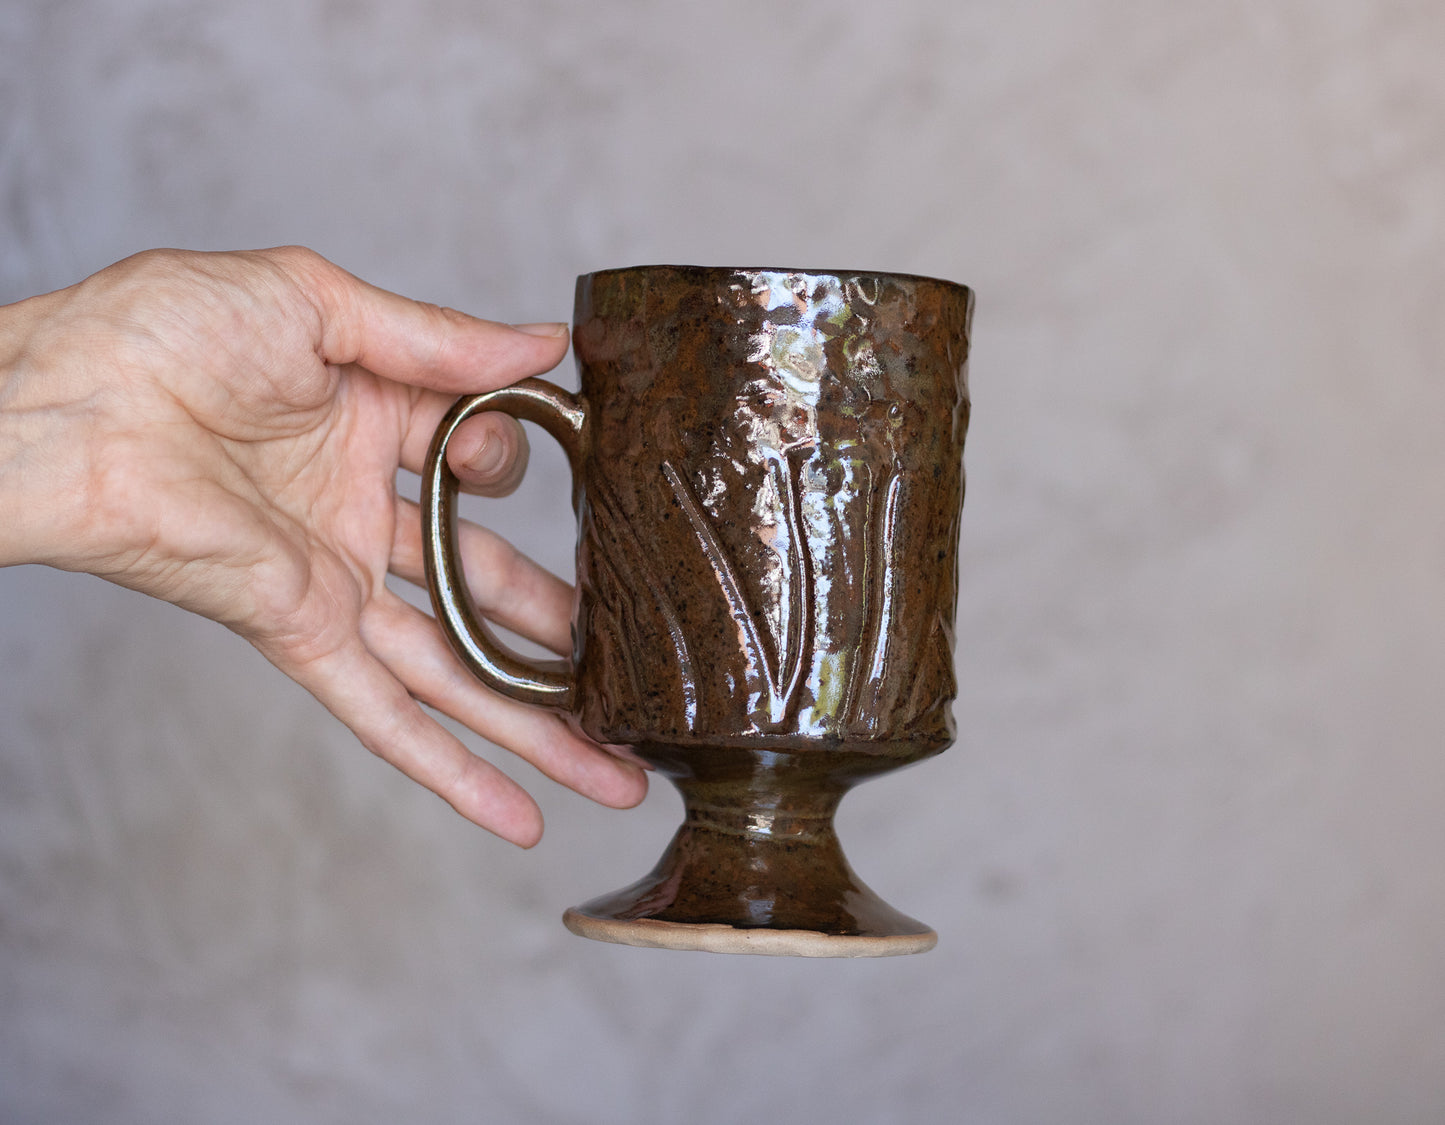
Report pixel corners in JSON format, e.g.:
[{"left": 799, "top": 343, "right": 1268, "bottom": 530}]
[{"left": 0, "top": 288, "right": 88, "bottom": 569}]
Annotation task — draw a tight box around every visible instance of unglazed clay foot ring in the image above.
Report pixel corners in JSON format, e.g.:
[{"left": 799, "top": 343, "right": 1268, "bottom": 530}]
[{"left": 563, "top": 910, "right": 938, "bottom": 958}]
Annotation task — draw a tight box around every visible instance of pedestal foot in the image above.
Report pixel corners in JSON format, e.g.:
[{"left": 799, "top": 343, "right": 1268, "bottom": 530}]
[{"left": 563, "top": 744, "right": 937, "bottom": 958}]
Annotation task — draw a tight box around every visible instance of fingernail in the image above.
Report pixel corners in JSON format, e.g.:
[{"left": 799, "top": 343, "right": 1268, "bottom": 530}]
[
  {"left": 510, "top": 321, "right": 568, "bottom": 339},
  {"left": 467, "top": 436, "right": 509, "bottom": 477}
]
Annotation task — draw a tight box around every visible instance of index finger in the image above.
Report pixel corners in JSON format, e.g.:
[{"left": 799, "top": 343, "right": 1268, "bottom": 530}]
[{"left": 261, "top": 246, "right": 571, "bottom": 393}]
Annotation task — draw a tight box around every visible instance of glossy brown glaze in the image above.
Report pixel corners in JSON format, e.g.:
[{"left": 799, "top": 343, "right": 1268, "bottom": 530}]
[{"left": 424, "top": 265, "right": 972, "bottom": 955}]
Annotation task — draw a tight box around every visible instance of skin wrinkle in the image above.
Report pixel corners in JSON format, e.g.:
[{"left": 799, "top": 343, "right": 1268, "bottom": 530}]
[{"left": 265, "top": 564, "right": 364, "bottom": 670}]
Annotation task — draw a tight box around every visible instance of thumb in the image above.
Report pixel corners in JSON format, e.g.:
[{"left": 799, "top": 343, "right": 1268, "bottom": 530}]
[{"left": 264, "top": 246, "right": 571, "bottom": 393}]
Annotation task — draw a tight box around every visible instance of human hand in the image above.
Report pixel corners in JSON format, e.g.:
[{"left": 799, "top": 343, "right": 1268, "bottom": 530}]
[{"left": 0, "top": 247, "right": 646, "bottom": 846}]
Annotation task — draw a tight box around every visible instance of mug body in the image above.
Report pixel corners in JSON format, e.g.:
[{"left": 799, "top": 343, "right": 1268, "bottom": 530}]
[{"left": 570, "top": 265, "right": 972, "bottom": 759}]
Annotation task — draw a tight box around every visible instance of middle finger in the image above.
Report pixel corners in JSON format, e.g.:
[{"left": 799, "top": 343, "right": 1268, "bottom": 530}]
[{"left": 389, "top": 494, "right": 573, "bottom": 657}]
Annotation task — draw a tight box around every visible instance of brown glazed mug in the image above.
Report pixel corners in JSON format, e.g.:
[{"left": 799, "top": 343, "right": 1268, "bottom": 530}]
[{"left": 423, "top": 265, "right": 972, "bottom": 956}]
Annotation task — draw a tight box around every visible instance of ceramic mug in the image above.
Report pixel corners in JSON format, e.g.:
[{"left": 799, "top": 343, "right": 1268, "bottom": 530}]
[{"left": 423, "top": 265, "right": 972, "bottom": 956}]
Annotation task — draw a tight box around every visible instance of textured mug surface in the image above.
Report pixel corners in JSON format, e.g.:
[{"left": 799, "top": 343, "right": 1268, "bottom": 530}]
[{"left": 423, "top": 264, "right": 972, "bottom": 956}]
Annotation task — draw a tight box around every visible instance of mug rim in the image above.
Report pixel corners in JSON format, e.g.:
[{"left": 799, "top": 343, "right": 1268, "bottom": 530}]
[{"left": 576, "top": 263, "right": 972, "bottom": 299}]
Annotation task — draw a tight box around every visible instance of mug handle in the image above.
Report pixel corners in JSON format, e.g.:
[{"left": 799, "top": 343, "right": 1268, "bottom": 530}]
[{"left": 422, "top": 378, "right": 586, "bottom": 711}]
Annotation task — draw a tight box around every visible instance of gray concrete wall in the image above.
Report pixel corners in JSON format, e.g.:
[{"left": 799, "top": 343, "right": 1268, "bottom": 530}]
[{"left": 3, "top": 2, "right": 1444, "bottom": 1121}]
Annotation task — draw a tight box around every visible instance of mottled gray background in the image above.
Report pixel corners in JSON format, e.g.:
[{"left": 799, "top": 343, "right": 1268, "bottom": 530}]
[{"left": 3, "top": 1, "right": 1444, "bottom": 1122}]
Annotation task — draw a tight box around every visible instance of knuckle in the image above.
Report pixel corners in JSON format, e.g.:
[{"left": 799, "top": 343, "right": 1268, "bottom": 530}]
[{"left": 258, "top": 244, "right": 329, "bottom": 279}]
